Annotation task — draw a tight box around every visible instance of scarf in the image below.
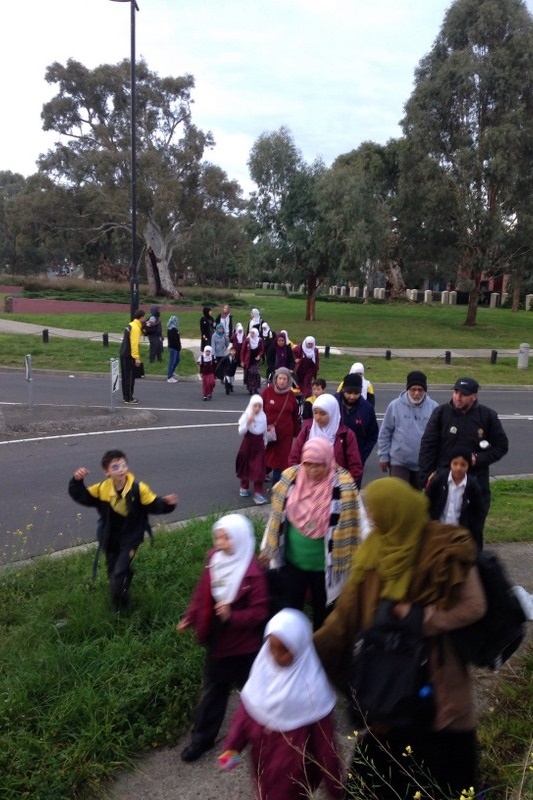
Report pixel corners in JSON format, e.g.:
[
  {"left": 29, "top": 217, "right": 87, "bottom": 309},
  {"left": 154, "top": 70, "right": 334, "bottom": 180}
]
[
  {"left": 248, "top": 329, "right": 260, "bottom": 350},
  {"left": 249, "top": 308, "right": 261, "bottom": 331},
  {"left": 349, "top": 477, "right": 428, "bottom": 600},
  {"left": 167, "top": 315, "right": 179, "bottom": 330},
  {"left": 199, "top": 346, "right": 213, "bottom": 363},
  {"left": 285, "top": 438, "right": 336, "bottom": 539},
  {"left": 302, "top": 336, "right": 316, "bottom": 361},
  {"left": 240, "top": 609, "right": 336, "bottom": 731},
  {"left": 209, "top": 514, "right": 255, "bottom": 604},
  {"left": 273, "top": 367, "right": 292, "bottom": 393},
  {"left": 262, "top": 322, "right": 271, "bottom": 337},
  {"left": 215, "top": 323, "right": 225, "bottom": 337},
  {"left": 308, "top": 393, "right": 340, "bottom": 445},
  {"left": 238, "top": 394, "right": 267, "bottom": 436},
  {"left": 234, "top": 323, "right": 244, "bottom": 344},
  {"left": 274, "top": 332, "right": 289, "bottom": 367}
]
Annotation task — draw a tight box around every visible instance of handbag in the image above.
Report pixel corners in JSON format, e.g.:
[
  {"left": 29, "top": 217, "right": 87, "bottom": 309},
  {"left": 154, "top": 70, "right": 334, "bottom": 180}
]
[
  {"left": 132, "top": 361, "right": 145, "bottom": 379},
  {"left": 266, "top": 426, "right": 277, "bottom": 443},
  {"left": 266, "top": 393, "right": 289, "bottom": 444}
]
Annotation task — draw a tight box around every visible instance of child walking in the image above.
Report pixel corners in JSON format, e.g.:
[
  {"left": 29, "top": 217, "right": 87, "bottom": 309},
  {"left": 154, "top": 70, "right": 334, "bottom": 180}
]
[
  {"left": 236, "top": 394, "right": 268, "bottom": 505},
  {"left": 425, "top": 444, "right": 485, "bottom": 549},
  {"left": 68, "top": 449, "right": 177, "bottom": 612},
  {"left": 197, "top": 344, "right": 216, "bottom": 401},
  {"left": 166, "top": 314, "right": 181, "bottom": 383},
  {"left": 177, "top": 514, "right": 270, "bottom": 763},
  {"left": 218, "top": 608, "right": 344, "bottom": 800}
]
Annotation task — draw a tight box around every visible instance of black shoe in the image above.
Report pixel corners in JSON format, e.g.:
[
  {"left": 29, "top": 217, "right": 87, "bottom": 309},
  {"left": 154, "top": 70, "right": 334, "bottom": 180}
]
[{"left": 181, "top": 740, "right": 214, "bottom": 763}]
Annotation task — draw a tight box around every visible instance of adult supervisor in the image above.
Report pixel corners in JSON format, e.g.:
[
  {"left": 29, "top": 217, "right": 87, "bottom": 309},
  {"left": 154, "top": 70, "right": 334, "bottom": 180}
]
[{"left": 418, "top": 376, "right": 508, "bottom": 531}]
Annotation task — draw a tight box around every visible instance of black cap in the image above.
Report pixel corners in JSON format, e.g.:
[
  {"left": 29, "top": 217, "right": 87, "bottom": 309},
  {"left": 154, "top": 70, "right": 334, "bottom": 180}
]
[
  {"left": 453, "top": 377, "right": 479, "bottom": 396},
  {"left": 406, "top": 370, "right": 427, "bottom": 391},
  {"left": 342, "top": 373, "right": 363, "bottom": 392}
]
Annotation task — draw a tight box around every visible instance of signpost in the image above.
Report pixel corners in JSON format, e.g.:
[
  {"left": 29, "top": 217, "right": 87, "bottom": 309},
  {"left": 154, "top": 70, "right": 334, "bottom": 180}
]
[
  {"left": 25, "top": 354, "right": 33, "bottom": 408},
  {"left": 110, "top": 358, "right": 120, "bottom": 411}
]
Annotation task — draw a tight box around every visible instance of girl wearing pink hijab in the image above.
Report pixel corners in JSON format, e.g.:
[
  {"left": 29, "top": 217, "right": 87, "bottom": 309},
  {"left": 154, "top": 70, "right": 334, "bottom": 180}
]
[{"left": 261, "top": 437, "right": 365, "bottom": 629}]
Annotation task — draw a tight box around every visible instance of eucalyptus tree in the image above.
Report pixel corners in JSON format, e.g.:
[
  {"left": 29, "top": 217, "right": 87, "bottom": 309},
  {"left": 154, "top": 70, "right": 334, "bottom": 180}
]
[
  {"left": 38, "top": 58, "right": 243, "bottom": 296},
  {"left": 402, "top": 0, "right": 533, "bottom": 326},
  {"left": 247, "top": 126, "right": 333, "bottom": 320}
]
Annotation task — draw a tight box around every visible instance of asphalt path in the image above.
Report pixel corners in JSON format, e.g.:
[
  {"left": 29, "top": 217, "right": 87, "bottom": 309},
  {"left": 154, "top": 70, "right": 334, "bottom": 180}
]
[{"left": 0, "top": 369, "right": 532, "bottom": 566}]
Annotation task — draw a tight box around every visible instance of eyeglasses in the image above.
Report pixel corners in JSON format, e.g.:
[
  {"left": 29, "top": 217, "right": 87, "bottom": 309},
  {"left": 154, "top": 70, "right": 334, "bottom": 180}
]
[{"left": 109, "top": 461, "right": 128, "bottom": 472}]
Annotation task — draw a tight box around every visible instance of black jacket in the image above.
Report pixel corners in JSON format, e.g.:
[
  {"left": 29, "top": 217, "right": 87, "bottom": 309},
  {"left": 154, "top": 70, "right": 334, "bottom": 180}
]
[
  {"left": 419, "top": 401, "right": 509, "bottom": 494},
  {"left": 425, "top": 468, "right": 485, "bottom": 549},
  {"left": 68, "top": 476, "right": 175, "bottom": 552}
]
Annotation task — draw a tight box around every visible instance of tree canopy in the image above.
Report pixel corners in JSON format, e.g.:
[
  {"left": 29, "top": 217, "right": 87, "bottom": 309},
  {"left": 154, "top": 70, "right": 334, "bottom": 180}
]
[{"left": 401, "top": 0, "right": 533, "bottom": 324}]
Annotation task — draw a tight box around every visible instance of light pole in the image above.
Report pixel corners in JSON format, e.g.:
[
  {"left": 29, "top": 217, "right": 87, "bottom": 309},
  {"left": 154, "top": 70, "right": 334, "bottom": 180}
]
[{"left": 109, "top": 0, "right": 140, "bottom": 319}]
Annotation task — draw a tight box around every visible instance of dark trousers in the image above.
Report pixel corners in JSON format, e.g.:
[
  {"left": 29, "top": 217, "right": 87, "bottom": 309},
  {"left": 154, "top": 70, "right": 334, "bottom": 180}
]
[
  {"left": 346, "top": 726, "right": 478, "bottom": 800},
  {"left": 390, "top": 465, "right": 421, "bottom": 489},
  {"left": 105, "top": 544, "right": 137, "bottom": 611},
  {"left": 120, "top": 355, "right": 135, "bottom": 401},
  {"left": 191, "top": 652, "right": 256, "bottom": 747},
  {"left": 278, "top": 561, "right": 331, "bottom": 631}
]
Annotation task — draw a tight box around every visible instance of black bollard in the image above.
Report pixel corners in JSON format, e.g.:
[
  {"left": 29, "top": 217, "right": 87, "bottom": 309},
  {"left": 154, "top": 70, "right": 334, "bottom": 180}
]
[
  {"left": 445, "top": 350, "right": 451, "bottom": 364},
  {"left": 324, "top": 345, "right": 330, "bottom": 359},
  {"left": 103, "top": 332, "right": 109, "bottom": 348},
  {"left": 385, "top": 350, "right": 391, "bottom": 360},
  {"left": 490, "top": 349, "right": 498, "bottom": 365},
  {"left": 42, "top": 329, "right": 49, "bottom": 344}
]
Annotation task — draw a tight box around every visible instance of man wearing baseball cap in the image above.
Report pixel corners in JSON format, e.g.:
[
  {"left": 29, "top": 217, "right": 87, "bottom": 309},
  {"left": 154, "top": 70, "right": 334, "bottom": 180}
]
[{"left": 419, "top": 376, "right": 509, "bottom": 534}]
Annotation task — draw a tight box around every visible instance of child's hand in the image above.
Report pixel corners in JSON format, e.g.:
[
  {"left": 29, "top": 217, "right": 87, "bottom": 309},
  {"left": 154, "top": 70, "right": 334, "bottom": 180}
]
[
  {"left": 73, "top": 467, "right": 89, "bottom": 480},
  {"left": 163, "top": 494, "right": 178, "bottom": 506},
  {"left": 217, "top": 750, "right": 240, "bottom": 770},
  {"left": 215, "top": 602, "right": 231, "bottom": 622},
  {"left": 176, "top": 618, "right": 190, "bottom": 633}
]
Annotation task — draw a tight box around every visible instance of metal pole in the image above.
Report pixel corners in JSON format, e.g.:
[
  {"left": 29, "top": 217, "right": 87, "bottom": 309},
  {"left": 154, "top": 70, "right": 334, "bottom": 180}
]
[
  {"left": 109, "top": 1, "right": 140, "bottom": 320},
  {"left": 129, "top": 0, "right": 139, "bottom": 320}
]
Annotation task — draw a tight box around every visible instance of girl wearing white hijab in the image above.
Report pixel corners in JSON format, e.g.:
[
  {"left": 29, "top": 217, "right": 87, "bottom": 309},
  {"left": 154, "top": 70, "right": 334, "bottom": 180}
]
[
  {"left": 235, "top": 395, "right": 268, "bottom": 505},
  {"left": 293, "top": 335, "right": 320, "bottom": 397},
  {"left": 219, "top": 608, "right": 343, "bottom": 799},
  {"left": 177, "top": 513, "right": 270, "bottom": 763},
  {"left": 288, "top": 392, "right": 364, "bottom": 486},
  {"left": 248, "top": 307, "right": 262, "bottom": 334}
]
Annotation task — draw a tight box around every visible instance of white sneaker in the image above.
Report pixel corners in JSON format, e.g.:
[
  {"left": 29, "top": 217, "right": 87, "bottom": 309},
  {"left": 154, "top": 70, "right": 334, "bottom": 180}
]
[{"left": 167, "top": 377, "right": 178, "bottom": 383}]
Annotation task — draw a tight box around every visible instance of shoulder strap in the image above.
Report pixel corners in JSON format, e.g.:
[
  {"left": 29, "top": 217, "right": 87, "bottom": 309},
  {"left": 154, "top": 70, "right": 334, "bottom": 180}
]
[{"left": 129, "top": 480, "right": 153, "bottom": 543}]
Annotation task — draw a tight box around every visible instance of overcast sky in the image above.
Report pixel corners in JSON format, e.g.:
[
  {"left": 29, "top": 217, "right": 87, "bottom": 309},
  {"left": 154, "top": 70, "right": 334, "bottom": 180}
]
[{"left": 3, "top": 0, "right": 533, "bottom": 195}]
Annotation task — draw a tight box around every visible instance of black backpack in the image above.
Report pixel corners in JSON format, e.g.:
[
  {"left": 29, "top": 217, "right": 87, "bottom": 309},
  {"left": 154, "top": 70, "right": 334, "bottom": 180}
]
[
  {"left": 348, "top": 599, "right": 435, "bottom": 729},
  {"left": 451, "top": 550, "right": 526, "bottom": 670}
]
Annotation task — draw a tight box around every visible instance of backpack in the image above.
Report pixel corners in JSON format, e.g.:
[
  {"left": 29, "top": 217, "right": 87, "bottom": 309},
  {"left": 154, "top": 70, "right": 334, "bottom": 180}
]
[
  {"left": 92, "top": 481, "right": 153, "bottom": 579},
  {"left": 119, "top": 324, "right": 131, "bottom": 357},
  {"left": 450, "top": 550, "right": 526, "bottom": 670},
  {"left": 348, "top": 599, "right": 435, "bottom": 729}
]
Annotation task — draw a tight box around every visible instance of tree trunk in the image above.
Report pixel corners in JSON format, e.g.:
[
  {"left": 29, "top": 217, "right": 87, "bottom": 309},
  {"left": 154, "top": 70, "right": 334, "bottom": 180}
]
[
  {"left": 143, "top": 218, "right": 181, "bottom": 299},
  {"left": 385, "top": 260, "right": 406, "bottom": 299},
  {"left": 305, "top": 274, "right": 318, "bottom": 321},
  {"left": 512, "top": 277, "right": 522, "bottom": 312},
  {"left": 464, "top": 279, "right": 481, "bottom": 327}
]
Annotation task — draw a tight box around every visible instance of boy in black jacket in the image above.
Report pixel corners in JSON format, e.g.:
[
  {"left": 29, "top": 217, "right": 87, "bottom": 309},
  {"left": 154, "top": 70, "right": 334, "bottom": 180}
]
[
  {"left": 425, "top": 445, "right": 485, "bottom": 549},
  {"left": 69, "top": 449, "right": 177, "bottom": 611}
]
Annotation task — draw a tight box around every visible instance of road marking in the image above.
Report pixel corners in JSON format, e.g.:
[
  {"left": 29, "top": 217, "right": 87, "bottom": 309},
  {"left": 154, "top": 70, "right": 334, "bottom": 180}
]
[{"left": 0, "top": 422, "right": 237, "bottom": 445}]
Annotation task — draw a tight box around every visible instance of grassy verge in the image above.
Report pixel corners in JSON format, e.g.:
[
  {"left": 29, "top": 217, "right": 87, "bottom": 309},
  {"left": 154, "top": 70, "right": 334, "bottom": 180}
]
[
  {"left": 1, "top": 483, "right": 532, "bottom": 800},
  {"left": 0, "top": 332, "right": 532, "bottom": 388},
  {"left": 3, "top": 293, "right": 533, "bottom": 348}
]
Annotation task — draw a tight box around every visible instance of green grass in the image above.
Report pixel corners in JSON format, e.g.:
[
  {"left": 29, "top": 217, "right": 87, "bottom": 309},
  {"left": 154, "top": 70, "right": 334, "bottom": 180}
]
[
  {"left": 3, "top": 291, "right": 533, "bottom": 347},
  {"left": 0, "top": 483, "right": 532, "bottom": 799}
]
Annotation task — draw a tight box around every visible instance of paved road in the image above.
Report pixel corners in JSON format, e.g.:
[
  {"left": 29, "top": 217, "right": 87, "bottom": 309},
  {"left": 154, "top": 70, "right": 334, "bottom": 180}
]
[{"left": 0, "top": 369, "right": 532, "bottom": 566}]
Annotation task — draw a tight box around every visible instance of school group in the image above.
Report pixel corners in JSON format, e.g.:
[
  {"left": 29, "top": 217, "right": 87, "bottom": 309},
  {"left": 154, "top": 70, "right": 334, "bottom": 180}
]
[{"left": 70, "top": 318, "right": 516, "bottom": 798}]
